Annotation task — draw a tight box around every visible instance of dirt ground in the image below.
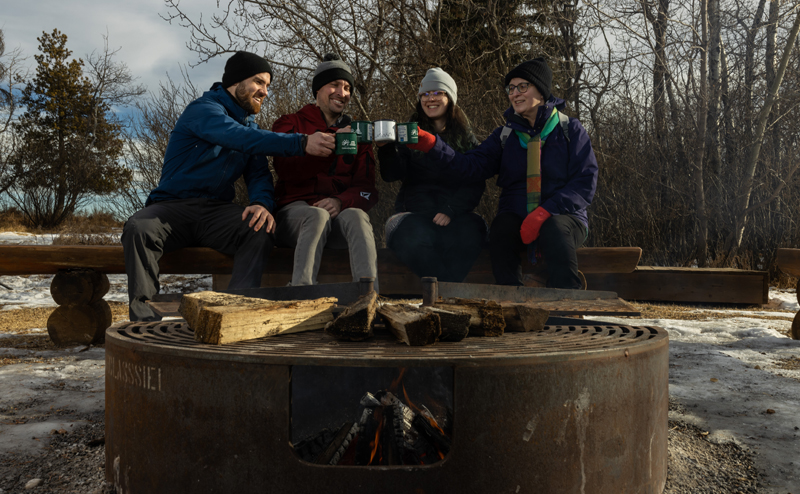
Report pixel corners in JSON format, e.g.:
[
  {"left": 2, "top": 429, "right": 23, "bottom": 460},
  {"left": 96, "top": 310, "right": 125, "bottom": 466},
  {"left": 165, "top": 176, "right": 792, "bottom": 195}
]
[{"left": 0, "top": 302, "right": 775, "bottom": 493}]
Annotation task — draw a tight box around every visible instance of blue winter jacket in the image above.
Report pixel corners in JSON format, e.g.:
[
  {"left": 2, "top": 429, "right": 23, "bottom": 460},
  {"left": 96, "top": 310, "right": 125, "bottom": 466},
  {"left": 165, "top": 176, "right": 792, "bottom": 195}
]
[
  {"left": 147, "top": 83, "right": 306, "bottom": 210},
  {"left": 425, "top": 96, "right": 598, "bottom": 227}
]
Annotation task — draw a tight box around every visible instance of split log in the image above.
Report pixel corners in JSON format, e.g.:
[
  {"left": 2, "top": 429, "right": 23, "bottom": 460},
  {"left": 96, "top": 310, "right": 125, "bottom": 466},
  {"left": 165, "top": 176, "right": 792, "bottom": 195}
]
[
  {"left": 180, "top": 292, "right": 336, "bottom": 344},
  {"left": 436, "top": 298, "right": 506, "bottom": 337},
  {"left": 179, "top": 291, "right": 282, "bottom": 330},
  {"left": 315, "top": 422, "right": 354, "bottom": 465},
  {"left": 325, "top": 291, "right": 378, "bottom": 341},
  {"left": 377, "top": 304, "right": 441, "bottom": 346},
  {"left": 47, "top": 299, "right": 112, "bottom": 346},
  {"left": 195, "top": 299, "right": 335, "bottom": 344},
  {"left": 50, "top": 269, "right": 109, "bottom": 306},
  {"left": 502, "top": 305, "right": 550, "bottom": 332},
  {"left": 421, "top": 306, "right": 469, "bottom": 342}
]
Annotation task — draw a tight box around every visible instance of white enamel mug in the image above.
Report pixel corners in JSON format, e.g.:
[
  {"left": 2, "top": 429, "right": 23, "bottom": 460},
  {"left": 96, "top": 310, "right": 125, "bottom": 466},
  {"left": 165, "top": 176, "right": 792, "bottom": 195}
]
[{"left": 373, "top": 119, "right": 397, "bottom": 143}]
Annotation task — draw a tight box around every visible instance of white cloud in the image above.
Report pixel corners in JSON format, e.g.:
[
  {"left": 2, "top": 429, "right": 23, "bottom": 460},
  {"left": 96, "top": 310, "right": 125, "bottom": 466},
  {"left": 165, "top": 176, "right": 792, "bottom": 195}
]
[{"left": 3, "top": 0, "right": 224, "bottom": 96}]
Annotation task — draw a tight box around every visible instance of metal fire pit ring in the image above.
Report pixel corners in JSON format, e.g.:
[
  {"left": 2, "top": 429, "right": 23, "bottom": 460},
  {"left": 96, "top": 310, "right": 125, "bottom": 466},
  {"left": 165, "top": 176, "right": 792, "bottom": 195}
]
[{"left": 106, "top": 320, "right": 668, "bottom": 493}]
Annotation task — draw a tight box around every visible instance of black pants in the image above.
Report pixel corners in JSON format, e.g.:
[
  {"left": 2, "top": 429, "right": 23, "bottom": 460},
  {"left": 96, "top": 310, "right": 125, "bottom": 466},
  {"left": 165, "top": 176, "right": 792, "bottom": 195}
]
[
  {"left": 121, "top": 198, "right": 274, "bottom": 321},
  {"left": 489, "top": 212, "right": 586, "bottom": 289},
  {"left": 388, "top": 213, "right": 486, "bottom": 283}
]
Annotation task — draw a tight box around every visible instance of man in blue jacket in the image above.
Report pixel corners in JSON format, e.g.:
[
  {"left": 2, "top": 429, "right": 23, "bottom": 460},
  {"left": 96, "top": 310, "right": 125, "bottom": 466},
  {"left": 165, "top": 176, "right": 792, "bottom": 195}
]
[{"left": 122, "top": 51, "right": 335, "bottom": 321}]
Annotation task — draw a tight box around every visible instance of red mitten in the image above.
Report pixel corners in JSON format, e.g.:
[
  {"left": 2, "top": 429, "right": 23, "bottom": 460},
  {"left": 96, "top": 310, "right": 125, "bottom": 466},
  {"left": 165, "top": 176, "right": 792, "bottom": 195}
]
[
  {"left": 520, "top": 207, "right": 552, "bottom": 244},
  {"left": 405, "top": 128, "right": 436, "bottom": 152}
]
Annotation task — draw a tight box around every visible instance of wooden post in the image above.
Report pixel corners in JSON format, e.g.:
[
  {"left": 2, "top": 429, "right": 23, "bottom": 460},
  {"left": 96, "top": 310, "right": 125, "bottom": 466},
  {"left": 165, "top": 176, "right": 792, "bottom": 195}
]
[
  {"left": 421, "top": 277, "right": 437, "bottom": 307},
  {"left": 47, "top": 269, "right": 111, "bottom": 346}
]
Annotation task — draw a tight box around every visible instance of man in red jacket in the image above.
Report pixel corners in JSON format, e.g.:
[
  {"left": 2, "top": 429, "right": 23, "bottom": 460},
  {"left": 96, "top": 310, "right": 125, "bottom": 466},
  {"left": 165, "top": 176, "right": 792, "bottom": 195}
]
[{"left": 272, "top": 54, "right": 379, "bottom": 287}]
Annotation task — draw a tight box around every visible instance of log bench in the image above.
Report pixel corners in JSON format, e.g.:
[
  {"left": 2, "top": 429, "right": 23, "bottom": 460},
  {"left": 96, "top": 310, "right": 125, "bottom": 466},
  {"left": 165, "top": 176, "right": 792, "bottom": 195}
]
[{"left": 776, "top": 248, "right": 800, "bottom": 339}]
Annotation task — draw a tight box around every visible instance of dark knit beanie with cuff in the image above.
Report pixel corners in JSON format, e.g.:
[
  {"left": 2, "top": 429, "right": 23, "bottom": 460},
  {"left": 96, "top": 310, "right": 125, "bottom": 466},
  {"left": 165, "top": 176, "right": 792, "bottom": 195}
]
[
  {"left": 222, "top": 51, "right": 273, "bottom": 88},
  {"left": 504, "top": 57, "right": 552, "bottom": 100},
  {"left": 312, "top": 53, "right": 355, "bottom": 98}
]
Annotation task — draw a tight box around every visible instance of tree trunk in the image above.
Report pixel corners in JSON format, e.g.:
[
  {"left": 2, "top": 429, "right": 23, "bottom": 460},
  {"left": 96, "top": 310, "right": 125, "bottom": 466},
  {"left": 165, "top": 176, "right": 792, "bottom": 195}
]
[
  {"left": 706, "top": 0, "right": 722, "bottom": 175},
  {"left": 693, "top": 0, "right": 710, "bottom": 266},
  {"left": 729, "top": 8, "right": 800, "bottom": 250}
]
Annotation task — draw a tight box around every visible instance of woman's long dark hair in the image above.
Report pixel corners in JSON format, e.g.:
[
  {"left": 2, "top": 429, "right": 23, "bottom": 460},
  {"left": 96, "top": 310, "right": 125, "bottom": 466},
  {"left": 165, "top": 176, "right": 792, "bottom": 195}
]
[{"left": 410, "top": 99, "right": 475, "bottom": 153}]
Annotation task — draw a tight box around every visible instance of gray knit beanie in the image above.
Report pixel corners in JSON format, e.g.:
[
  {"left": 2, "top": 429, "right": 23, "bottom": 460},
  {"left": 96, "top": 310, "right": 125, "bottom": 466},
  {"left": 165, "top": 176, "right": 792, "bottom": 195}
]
[
  {"left": 312, "top": 53, "right": 355, "bottom": 97},
  {"left": 418, "top": 68, "right": 457, "bottom": 105}
]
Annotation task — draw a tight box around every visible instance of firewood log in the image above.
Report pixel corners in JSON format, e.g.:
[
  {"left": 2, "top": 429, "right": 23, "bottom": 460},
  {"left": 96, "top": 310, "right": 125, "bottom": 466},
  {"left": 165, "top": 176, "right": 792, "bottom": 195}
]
[
  {"left": 325, "top": 291, "right": 378, "bottom": 341},
  {"left": 179, "top": 291, "right": 281, "bottom": 330},
  {"left": 181, "top": 292, "right": 336, "bottom": 344},
  {"left": 421, "top": 306, "right": 470, "bottom": 342},
  {"left": 502, "top": 305, "right": 550, "bottom": 332},
  {"left": 377, "top": 304, "right": 441, "bottom": 346},
  {"left": 435, "top": 298, "right": 506, "bottom": 337}
]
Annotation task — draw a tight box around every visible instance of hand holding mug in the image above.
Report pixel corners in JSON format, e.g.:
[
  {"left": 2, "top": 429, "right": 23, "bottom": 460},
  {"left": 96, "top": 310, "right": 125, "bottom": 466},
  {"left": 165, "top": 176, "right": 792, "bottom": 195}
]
[{"left": 305, "top": 132, "right": 335, "bottom": 157}]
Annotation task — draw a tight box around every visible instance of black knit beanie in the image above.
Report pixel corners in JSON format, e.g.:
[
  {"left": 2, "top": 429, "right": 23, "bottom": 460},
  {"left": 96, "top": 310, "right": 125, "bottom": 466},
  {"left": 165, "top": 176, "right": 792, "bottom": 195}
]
[
  {"left": 311, "top": 53, "right": 355, "bottom": 98},
  {"left": 504, "top": 58, "right": 552, "bottom": 100},
  {"left": 222, "top": 51, "right": 273, "bottom": 88}
]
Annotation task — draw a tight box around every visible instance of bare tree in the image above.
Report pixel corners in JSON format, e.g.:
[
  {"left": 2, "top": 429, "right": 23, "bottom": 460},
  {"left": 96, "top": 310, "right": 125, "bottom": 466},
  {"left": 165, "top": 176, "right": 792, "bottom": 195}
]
[{"left": 0, "top": 29, "right": 27, "bottom": 198}]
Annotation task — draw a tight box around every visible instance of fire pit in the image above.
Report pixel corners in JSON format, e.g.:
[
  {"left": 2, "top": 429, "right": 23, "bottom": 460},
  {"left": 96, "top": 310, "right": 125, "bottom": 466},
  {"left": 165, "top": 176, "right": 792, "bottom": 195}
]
[{"left": 105, "top": 320, "right": 668, "bottom": 493}]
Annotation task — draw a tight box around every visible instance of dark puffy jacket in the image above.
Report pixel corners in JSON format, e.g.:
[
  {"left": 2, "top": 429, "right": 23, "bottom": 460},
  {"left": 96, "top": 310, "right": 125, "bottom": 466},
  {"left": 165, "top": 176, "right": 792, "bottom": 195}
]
[
  {"left": 425, "top": 96, "right": 598, "bottom": 227},
  {"left": 147, "top": 83, "right": 305, "bottom": 210},
  {"left": 272, "top": 104, "right": 378, "bottom": 211},
  {"left": 378, "top": 129, "right": 484, "bottom": 219}
]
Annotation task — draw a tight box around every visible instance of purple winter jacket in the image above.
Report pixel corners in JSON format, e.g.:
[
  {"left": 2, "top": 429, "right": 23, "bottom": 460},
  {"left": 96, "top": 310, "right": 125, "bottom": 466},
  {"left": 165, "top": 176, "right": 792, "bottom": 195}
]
[{"left": 424, "top": 96, "right": 598, "bottom": 228}]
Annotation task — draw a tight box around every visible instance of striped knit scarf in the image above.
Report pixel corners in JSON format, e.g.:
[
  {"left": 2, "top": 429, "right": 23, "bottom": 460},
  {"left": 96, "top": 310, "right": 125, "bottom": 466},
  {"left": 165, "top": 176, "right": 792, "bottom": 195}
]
[{"left": 516, "top": 107, "right": 559, "bottom": 213}]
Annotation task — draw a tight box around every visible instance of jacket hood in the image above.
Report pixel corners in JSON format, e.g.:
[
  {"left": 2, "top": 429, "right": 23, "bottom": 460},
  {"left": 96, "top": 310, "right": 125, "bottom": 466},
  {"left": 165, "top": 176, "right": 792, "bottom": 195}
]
[
  {"left": 503, "top": 95, "right": 566, "bottom": 135},
  {"left": 207, "top": 82, "right": 254, "bottom": 125}
]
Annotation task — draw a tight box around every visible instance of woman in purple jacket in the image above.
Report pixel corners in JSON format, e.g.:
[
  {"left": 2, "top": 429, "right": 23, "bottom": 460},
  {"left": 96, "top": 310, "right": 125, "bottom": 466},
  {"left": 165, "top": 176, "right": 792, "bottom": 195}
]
[{"left": 407, "top": 58, "right": 598, "bottom": 289}]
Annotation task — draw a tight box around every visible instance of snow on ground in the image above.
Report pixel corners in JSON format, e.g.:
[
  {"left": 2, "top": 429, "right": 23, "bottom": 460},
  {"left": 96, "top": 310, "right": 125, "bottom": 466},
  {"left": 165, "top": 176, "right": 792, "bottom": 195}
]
[{"left": 1, "top": 233, "right": 799, "bottom": 492}]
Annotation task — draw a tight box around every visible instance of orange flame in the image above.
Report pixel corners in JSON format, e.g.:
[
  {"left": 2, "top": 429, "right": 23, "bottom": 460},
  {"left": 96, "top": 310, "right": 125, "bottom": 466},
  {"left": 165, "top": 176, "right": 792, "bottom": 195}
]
[{"left": 369, "top": 408, "right": 384, "bottom": 464}]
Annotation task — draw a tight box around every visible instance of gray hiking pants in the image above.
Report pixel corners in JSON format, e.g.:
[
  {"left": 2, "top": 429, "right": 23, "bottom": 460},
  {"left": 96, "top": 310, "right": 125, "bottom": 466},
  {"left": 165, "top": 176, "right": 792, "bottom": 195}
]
[
  {"left": 275, "top": 201, "right": 378, "bottom": 289},
  {"left": 122, "top": 198, "right": 273, "bottom": 321}
]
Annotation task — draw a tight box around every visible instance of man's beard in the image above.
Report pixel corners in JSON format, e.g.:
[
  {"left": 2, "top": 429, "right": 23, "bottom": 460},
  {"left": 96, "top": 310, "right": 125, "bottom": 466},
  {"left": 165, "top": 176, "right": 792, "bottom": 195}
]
[{"left": 235, "top": 85, "right": 261, "bottom": 114}]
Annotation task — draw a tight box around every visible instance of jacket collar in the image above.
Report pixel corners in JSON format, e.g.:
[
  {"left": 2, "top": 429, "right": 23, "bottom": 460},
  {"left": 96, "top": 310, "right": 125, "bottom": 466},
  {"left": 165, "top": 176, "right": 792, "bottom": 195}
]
[
  {"left": 503, "top": 96, "right": 566, "bottom": 135},
  {"left": 208, "top": 82, "right": 254, "bottom": 125},
  {"left": 296, "top": 103, "right": 351, "bottom": 130}
]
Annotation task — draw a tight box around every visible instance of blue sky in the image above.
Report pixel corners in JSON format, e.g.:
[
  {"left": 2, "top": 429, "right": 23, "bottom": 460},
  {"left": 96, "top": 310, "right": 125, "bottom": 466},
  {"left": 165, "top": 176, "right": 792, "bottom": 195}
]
[{"left": 3, "top": 0, "right": 224, "bottom": 100}]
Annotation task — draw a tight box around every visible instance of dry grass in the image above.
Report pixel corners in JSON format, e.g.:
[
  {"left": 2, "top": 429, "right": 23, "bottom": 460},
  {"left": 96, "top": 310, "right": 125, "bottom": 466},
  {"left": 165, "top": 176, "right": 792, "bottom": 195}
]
[
  {"left": 0, "top": 208, "right": 122, "bottom": 235},
  {"left": 0, "top": 302, "right": 129, "bottom": 334}
]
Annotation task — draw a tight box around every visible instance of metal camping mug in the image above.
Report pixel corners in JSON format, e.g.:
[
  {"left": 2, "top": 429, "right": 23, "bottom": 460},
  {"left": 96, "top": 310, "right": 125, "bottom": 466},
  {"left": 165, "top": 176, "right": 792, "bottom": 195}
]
[
  {"left": 335, "top": 132, "right": 358, "bottom": 155},
  {"left": 352, "top": 120, "right": 373, "bottom": 144},
  {"left": 397, "top": 122, "right": 419, "bottom": 144},
  {"left": 373, "top": 120, "right": 397, "bottom": 143}
]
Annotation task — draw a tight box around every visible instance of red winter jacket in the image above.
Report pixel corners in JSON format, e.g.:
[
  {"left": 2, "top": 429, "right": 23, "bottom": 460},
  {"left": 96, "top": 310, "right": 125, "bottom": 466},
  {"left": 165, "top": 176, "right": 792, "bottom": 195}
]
[{"left": 271, "top": 104, "right": 379, "bottom": 211}]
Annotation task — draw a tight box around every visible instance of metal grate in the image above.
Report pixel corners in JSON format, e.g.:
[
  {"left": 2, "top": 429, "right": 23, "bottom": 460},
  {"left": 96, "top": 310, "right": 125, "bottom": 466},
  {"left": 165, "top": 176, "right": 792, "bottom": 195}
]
[{"left": 107, "top": 321, "right": 667, "bottom": 366}]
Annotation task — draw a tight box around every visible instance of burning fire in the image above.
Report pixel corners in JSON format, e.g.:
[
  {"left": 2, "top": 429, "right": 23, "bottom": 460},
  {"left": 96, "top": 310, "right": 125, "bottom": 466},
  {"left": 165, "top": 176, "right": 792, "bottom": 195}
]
[{"left": 294, "top": 367, "right": 452, "bottom": 466}]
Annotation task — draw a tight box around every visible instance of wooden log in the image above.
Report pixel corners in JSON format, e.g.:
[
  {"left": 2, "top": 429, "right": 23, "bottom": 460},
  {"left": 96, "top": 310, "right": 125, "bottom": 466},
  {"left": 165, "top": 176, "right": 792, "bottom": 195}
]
[
  {"left": 436, "top": 298, "right": 506, "bottom": 337},
  {"left": 179, "top": 291, "right": 284, "bottom": 330},
  {"left": 315, "top": 422, "right": 354, "bottom": 465},
  {"left": 325, "top": 291, "right": 378, "bottom": 341},
  {"left": 50, "top": 269, "right": 109, "bottom": 306},
  {"left": 378, "top": 304, "right": 441, "bottom": 346},
  {"left": 584, "top": 266, "right": 768, "bottom": 305},
  {"left": 502, "top": 305, "right": 550, "bottom": 332},
  {"left": 777, "top": 248, "right": 800, "bottom": 278},
  {"left": 47, "top": 299, "right": 112, "bottom": 346},
  {"left": 421, "top": 306, "right": 470, "bottom": 342},
  {"left": 189, "top": 297, "right": 336, "bottom": 345}
]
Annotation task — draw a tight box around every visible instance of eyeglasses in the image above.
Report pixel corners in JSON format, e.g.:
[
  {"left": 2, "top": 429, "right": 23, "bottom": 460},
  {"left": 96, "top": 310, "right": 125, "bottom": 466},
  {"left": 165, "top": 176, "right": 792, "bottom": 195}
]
[
  {"left": 421, "top": 90, "right": 447, "bottom": 99},
  {"left": 505, "top": 82, "right": 531, "bottom": 95}
]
